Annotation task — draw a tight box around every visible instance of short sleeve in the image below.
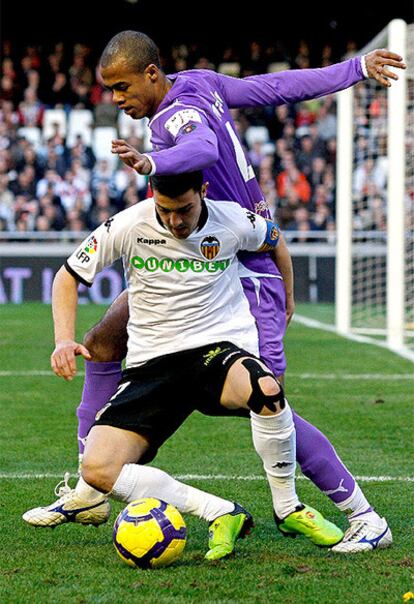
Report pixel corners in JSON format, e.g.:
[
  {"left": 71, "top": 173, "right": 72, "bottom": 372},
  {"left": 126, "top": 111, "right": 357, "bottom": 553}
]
[
  {"left": 236, "top": 207, "right": 280, "bottom": 252},
  {"left": 66, "top": 216, "right": 124, "bottom": 286}
]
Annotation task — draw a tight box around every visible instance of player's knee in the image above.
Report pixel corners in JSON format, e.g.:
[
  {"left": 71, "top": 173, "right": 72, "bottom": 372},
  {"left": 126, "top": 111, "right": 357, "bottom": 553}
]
[
  {"left": 259, "top": 375, "right": 280, "bottom": 398},
  {"left": 81, "top": 457, "right": 119, "bottom": 492},
  {"left": 83, "top": 325, "right": 126, "bottom": 362},
  {"left": 242, "top": 358, "right": 285, "bottom": 415}
]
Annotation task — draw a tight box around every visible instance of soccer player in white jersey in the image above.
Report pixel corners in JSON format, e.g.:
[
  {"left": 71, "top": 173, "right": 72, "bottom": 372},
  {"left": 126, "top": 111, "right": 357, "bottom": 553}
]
[{"left": 23, "top": 171, "right": 345, "bottom": 557}]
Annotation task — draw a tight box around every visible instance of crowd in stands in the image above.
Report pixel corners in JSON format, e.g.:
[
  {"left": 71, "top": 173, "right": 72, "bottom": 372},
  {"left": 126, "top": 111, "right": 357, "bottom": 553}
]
[{"left": 0, "top": 39, "right": 389, "bottom": 238}]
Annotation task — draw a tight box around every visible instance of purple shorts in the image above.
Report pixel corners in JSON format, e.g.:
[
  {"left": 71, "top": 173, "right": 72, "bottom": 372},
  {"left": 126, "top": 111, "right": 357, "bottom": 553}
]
[{"left": 240, "top": 275, "right": 287, "bottom": 377}]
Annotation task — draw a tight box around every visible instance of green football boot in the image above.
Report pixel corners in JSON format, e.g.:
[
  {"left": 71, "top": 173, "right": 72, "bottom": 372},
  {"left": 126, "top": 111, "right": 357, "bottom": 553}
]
[
  {"left": 205, "top": 503, "right": 254, "bottom": 561},
  {"left": 275, "top": 504, "right": 343, "bottom": 547}
]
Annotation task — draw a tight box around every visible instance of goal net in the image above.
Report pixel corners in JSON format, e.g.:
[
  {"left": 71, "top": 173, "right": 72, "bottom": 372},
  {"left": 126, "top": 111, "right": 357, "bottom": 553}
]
[{"left": 335, "top": 19, "right": 414, "bottom": 360}]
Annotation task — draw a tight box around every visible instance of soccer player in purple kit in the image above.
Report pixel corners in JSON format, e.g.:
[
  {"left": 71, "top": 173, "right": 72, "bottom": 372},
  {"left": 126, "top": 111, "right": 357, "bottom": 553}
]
[{"left": 43, "top": 32, "right": 405, "bottom": 552}]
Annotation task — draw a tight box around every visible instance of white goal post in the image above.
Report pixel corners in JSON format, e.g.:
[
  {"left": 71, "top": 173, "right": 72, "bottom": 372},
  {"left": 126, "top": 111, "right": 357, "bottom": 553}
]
[{"left": 335, "top": 19, "right": 414, "bottom": 361}]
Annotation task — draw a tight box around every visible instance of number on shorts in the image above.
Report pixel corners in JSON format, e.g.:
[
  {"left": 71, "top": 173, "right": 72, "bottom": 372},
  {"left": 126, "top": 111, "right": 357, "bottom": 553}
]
[{"left": 110, "top": 381, "right": 131, "bottom": 401}]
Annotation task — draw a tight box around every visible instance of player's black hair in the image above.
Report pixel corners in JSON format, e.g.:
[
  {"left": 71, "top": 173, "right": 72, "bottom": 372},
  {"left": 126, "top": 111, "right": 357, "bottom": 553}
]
[
  {"left": 100, "top": 31, "right": 161, "bottom": 72},
  {"left": 150, "top": 171, "right": 204, "bottom": 198}
]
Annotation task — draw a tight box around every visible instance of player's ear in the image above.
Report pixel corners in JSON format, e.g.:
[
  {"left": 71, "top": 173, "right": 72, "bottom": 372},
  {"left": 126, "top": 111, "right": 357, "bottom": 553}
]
[
  {"left": 145, "top": 64, "right": 159, "bottom": 81},
  {"left": 201, "top": 181, "right": 209, "bottom": 198}
]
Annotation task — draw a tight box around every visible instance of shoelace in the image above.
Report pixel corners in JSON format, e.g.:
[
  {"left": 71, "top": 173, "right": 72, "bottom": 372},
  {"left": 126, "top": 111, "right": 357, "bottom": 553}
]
[
  {"left": 343, "top": 520, "right": 367, "bottom": 542},
  {"left": 54, "top": 472, "right": 72, "bottom": 497}
]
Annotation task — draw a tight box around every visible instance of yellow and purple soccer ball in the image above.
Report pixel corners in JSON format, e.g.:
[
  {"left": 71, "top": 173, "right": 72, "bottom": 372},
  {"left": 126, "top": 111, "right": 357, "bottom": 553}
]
[{"left": 113, "top": 498, "right": 187, "bottom": 569}]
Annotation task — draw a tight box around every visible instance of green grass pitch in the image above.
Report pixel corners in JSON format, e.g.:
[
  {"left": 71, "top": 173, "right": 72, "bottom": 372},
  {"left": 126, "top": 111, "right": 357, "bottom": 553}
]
[{"left": 0, "top": 303, "right": 413, "bottom": 603}]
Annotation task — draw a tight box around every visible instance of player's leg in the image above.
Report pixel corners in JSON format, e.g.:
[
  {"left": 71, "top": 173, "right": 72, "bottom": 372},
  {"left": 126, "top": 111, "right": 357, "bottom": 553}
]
[
  {"left": 24, "top": 366, "right": 252, "bottom": 560},
  {"left": 207, "top": 347, "right": 343, "bottom": 546},
  {"left": 242, "top": 276, "right": 392, "bottom": 551},
  {"left": 23, "top": 422, "right": 250, "bottom": 538},
  {"left": 241, "top": 275, "right": 360, "bottom": 506},
  {"left": 76, "top": 289, "right": 129, "bottom": 465}
]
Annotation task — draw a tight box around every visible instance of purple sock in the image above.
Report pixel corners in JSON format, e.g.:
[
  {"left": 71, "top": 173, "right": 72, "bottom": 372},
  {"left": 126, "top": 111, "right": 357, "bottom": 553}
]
[
  {"left": 76, "top": 361, "right": 122, "bottom": 454},
  {"left": 292, "top": 410, "right": 357, "bottom": 506}
]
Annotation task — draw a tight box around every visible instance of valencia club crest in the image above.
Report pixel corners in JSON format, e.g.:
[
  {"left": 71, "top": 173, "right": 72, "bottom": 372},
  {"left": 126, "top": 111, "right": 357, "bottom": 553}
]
[{"left": 200, "top": 236, "right": 220, "bottom": 260}]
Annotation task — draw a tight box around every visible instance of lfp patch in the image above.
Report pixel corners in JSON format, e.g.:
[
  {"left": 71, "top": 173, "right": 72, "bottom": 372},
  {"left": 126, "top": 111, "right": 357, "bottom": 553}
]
[
  {"left": 84, "top": 236, "right": 98, "bottom": 254},
  {"left": 200, "top": 236, "right": 220, "bottom": 260}
]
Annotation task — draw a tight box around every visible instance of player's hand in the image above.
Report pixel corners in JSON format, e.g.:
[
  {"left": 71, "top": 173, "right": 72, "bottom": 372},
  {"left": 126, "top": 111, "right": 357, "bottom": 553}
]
[
  {"left": 51, "top": 340, "right": 91, "bottom": 381},
  {"left": 286, "top": 295, "right": 295, "bottom": 327},
  {"left": 364, "top": 49, "right": 406, "bottom": 87},
  {"left": 111, "top": 139, "right": 152, "bottom": 174}
]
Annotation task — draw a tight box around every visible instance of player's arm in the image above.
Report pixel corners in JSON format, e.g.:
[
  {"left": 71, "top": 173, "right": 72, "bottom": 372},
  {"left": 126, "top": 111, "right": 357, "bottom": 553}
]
[
  {"left": 51, "top": 217, "right": 124, "bottom": 380},
  {"left": 273, "top": 234, "right": 295, "bottom": 326},
  {"left": 254, "top": 219, "right": 296, "bottom": 326},
  {"left": 236, "top": 208, "right": 294, "bottom": 323},
  {"left": 112, "top": 107, "right": 219, "bottom": 176},
  {"left": 51, "top": 266, "right": 91, "bottom": 381},
  {"left": 217, "top": 51, "right": 406, "bottom": 108}
]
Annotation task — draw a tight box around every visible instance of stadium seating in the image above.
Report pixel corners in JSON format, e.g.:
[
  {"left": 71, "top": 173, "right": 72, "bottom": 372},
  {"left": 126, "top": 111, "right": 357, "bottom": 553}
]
[
  {"left": 67, "top": 109, "right": 94, "bottom": 147},
  {"left": 43, "top": 109, "right": 67, "bottom": 140}
]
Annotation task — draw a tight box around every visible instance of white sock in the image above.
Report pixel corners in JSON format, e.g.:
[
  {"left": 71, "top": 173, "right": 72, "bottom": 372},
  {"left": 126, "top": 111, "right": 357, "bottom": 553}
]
[
  {"left": 335, "top": 484, "right": 375, "bottom": 520},
  {"left": 75, "top": 476, "right": 107, "bottom": 501},
  {"left": 250, "top": 404, "right": 300, "bottom": 518},
  {"left": 111, "top": 464, "right": 235, "bottom": 522}
]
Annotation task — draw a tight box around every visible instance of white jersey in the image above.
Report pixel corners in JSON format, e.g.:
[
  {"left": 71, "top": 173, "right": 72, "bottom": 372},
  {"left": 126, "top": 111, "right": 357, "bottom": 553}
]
[{"left": 66, "top": 197, "right": 278, "bottom": 367}]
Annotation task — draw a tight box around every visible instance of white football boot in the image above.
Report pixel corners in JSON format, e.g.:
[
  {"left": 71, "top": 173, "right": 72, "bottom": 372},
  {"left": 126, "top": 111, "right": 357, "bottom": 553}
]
[
  {"left": 23, "top": 472, "right": 110, "bottom": 527},
  {"left": 331, "top": 512, "right": 392, "bottom": 553}
]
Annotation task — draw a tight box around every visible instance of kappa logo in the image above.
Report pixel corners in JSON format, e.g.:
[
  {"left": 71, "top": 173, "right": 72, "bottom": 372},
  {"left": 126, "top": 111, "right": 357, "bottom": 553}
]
[
  {"left": 137, "top": 237, "right": 167, "bottom": 245},
  {"left": 246, "top": 211, "right": 256, "bottom": 229},
  {"left": 200, "top": 235, "right": 220, "bottom": 260},
  {"left": 271, "top": 461, "right": 293, "bottom": 468},
  {"left": 104, "top": 218, "right": 114, "bottom": 233}
]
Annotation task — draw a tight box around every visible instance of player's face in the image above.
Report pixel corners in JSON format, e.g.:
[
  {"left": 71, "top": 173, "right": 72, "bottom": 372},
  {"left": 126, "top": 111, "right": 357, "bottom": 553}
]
[
  {"left": 154, "top": 189, "right": 203, "bottom": 239},
  {"left": 100, "top": 60, "right": 159, "bottom": 119}
]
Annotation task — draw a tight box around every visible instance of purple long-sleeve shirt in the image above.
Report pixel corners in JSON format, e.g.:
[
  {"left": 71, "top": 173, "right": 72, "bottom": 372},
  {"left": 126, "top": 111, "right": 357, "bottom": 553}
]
[{"left": 146, "top": 57, "right": 365, "bottom": 274}]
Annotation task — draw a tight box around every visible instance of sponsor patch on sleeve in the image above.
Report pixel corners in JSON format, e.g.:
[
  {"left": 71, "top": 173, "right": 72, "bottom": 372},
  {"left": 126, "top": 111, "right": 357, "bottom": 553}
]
[{"left": 164, "top": 109, "right": 202, "bottom": 138}]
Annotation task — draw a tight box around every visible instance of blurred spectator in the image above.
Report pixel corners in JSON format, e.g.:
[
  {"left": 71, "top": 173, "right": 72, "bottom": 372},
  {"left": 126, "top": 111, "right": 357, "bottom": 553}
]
[
  {"left": 277, "top": 159, "right": 311, "bottom": 204},
  {"left": 48, "top": 72, "right": 74, "bottom": 107},
  {"left": 94, "top": 90, "right": 118, "bottom": 127},
  {"left": 9, "top": 165, "right": 37, "bottom": 197},
  {"left": 294, "top": 40, "right": 310, "bottom": 69},
  {"left": 57, "top": 168, "right": 91, "bottom": 212},
  {"left": 17, "top": 87, "right": 44, "bottom": 126},
  {"left": 87, "top": 189, "right": 117, "bottom": 229},
  {"left": 41, "top": 141, "right": 67, "bottom": 176},
  {"left": 308, "top": 157, "right": 327, "bottom": 191},
  {"left": 0, "top": 173, "right": 15, "bottom": 228},
  {"left": 243, "top": 41, "right": 268, "bottom": 75},
  {"left": 317, "top": 99, "right": 337, "bottom": 141},
  {"left": 69, "top": 136, "right": 95, "bottom": 169},
  {"left": 296, "top": 135, "right": 316, "bottom": 177},
  {"left": 69, "top": 53, "right": 93, "bottom": 92},
  {"left": 0, "top": 100, "right": 19, "bottom": 129},
  {"left": 91, "top": 159, "right": 116, "bottom": 197},
  {"left": 353, "top": 156, "right": 386, "bottom": 200}
]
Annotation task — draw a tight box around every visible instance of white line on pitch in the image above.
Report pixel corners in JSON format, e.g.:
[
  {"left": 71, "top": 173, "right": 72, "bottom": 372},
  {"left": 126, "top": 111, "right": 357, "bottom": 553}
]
[
  {"left": 293, "top": 314, "right": 414, "bottom": 363},
  {"left": 290, "top": 373, "right": 414, "bottom": 380},
  {"left": 0, "top": 472, "right": 412, "bottom": 482},
  {"left": 0, "top": 370, "right": 413, "bottom": 380}
]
